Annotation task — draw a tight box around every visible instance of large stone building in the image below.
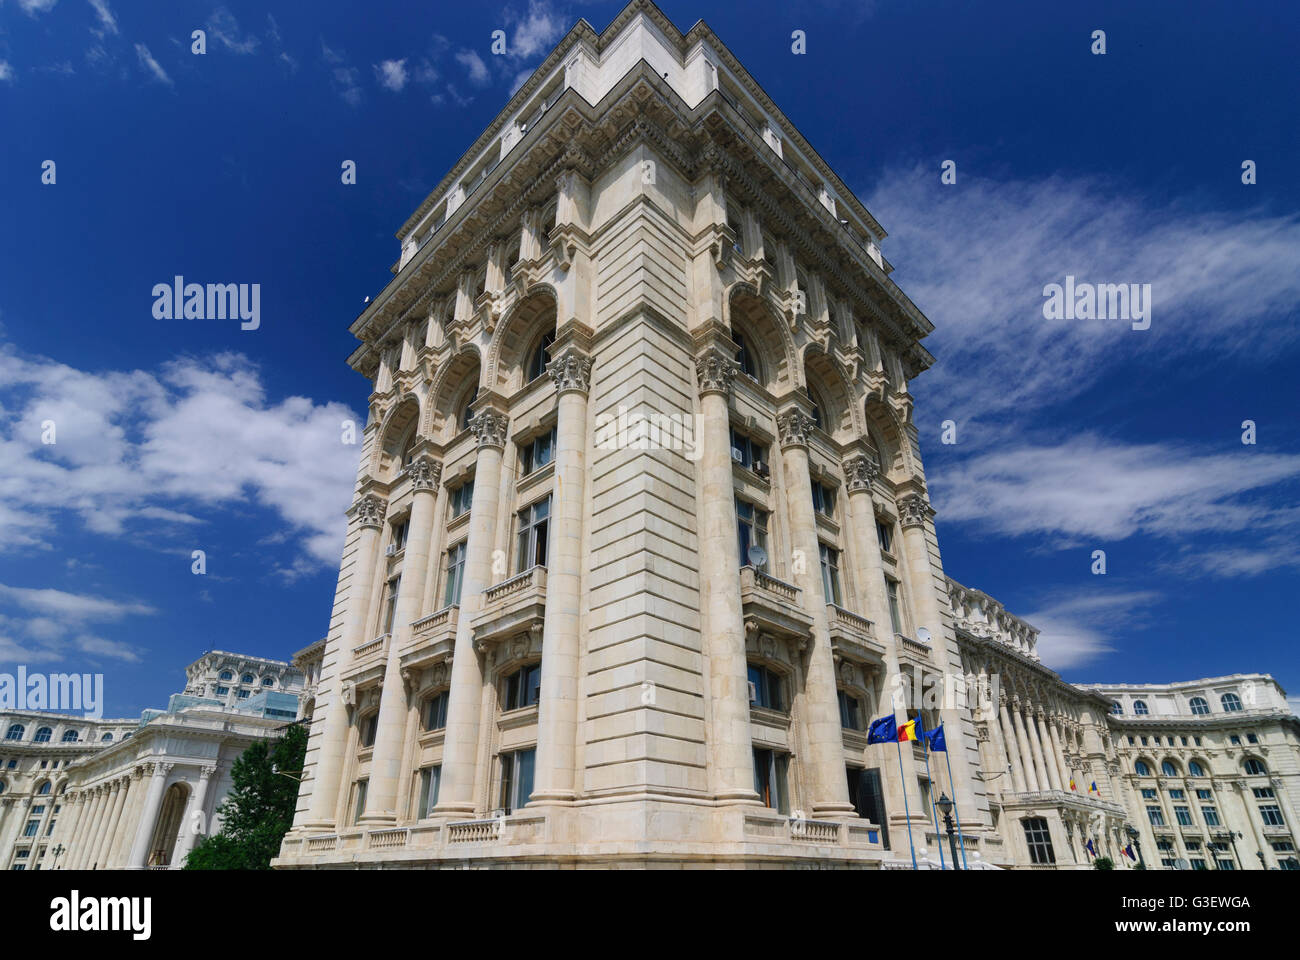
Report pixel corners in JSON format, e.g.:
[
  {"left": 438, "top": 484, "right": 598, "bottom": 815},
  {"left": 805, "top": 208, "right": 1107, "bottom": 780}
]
[
  {"left": 273, "top": 0, "right": 1299, "bottom": 869},
  {"left": 0, "top": 651, "right": 305, "bottom": 870}
]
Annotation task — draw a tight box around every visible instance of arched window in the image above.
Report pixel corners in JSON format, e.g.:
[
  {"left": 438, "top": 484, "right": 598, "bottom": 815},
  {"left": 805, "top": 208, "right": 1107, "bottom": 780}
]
[
  {"left": 734, "top": 331, "right": 758, "bottom": 381},
  {"left": 61, "top": 730, "right": 79, "bottom": 742},
  {"left": 527, "top": 331, "right": 554, "bottom": 382},
  {"left": 34, "top": 727, "right": 52, "bottom": 743},
  {"left": 1133, "top": 700, "right": 1149, "bottom": 715},
  {"left": 241, "top": 673, "right": 254, "bottom": 684},
  {"left": 262, "top": 677, "right": 274, "bottom": 687},
  {"left": 400, "top": 428, "right": 419, "bottom": 466},
  {"left": 1110, "top": 701, "right": 1123, "bottom": 715},
  {"left": 1189, "top": 696, "right": 1209, "bottom": 715},
  {"left": 1161, "top": 760, "right": 1179, "bottom": 777},
  {"left": 1188, "top": 760, "right": 1205, "bottom": 777},
  {"left": 1244, "top": 758, "right": 1267, "bottom": 775},
  {"left": 37, "top": 781, "right": 51, "bottom": 795},
  {"left": 459, "top": 385, "right": 479, "bottom": 430},
  {"left": 101, "top": 733, "right": 114, "bottom": 742},
  {"left": 219, "top": 671, "right": 233, "bottom": 681},
  {"left": 5, "top": 724, "right": 24, "bottom": 741},
  {"left": 1221, "top": 693, "right": 1242, "bottom": 712},
  {"left": 1134, "top": 760, "right": 1151, "bottom": 776}
]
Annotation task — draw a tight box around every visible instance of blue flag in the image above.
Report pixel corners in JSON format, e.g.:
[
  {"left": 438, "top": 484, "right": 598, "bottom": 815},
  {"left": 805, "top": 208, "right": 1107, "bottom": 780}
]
[
  {"left": 926, "top": 724, "right": 947, "bottom": 752},
  {"left": 866, "top": 715, "right": 897, "bottom": 744},
  {"left": 1086, "top": 838, "right": 1097, "bottom": 857}
]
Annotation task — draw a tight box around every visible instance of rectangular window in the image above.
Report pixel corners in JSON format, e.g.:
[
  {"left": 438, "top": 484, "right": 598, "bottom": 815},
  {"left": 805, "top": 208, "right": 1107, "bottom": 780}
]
[
  {"left": 1252, "top": 787, "right": 1275, "bottom": 799},
  {"left": 1271, "top": 841, "right": 1296, "bottom": 852},
  {"left": 215, "top": 685, "right": 229, "bottom": 696},
  {"left": 838, "top": 690, "right": 862, "bottom": 731},
  {"left": 359, "top": 713, "right": 378, "bottom": 749},
  {"left": 729, "top": 427, "right": 768, "bottom": 471},
  {"left": 444, "top": 542, "right": 466, "bottom": 606},
  {"left": 1190, "top": 858, "right": 1207, "bottom": 870},
  {"left": 417, "top": 765, "right": 441, "bottom": 818},
  {"left": 1201, "top": 806, "right": 1221, "bottom": 826},
  {"left": 237, "top": 689, "right": 250, "bottom": 700},
  {"left": 1022, "top": 817, "right": 1056, "bottom": 865},
  {"left": 1141, "top": 788, "right": 1157, "bottom": 800},
  {"left": 516, "top": 496, "right": 551, "bottom": 572},
  {"left": 450, "top": 480, "right": 474, "bottom": 518},
  {"left": 1196, "top": 789, "right": 1212, "bottom": 800},
  {"left": 885, "top": 578, "right": 904, "bottom": 635},
  {"left": 519, "top": 426, "right": 556, "bottom": 475},
  {"left": 819, "top": 543, "right": 842, "bottom": 606},
  {"left": 1259, "top": 805, "right": 1285, "bottom": 827},
  {"left": 736, "top": 498, "right": 769, "bottom": 568},
  {"left": 504, "top": 663, "right": 542, "bottom": 711},
  {"left": 499, "top": 748, "right": 535, "bottom": 814},
  {"left": 390, "top": 519, "right": 408, "bottom": 552},
  {"left": 423, "top": 690, "right": 449, "bottom": 731},
  {"left": 811, "top": 481, "right": 836, "bottom": 518},
  {"left": 1217, "top": 859, "right": 1236, "bottom": 871},
  {"left": 747, "top": 663, "right": 784, "bottom": 712},
  {"left": 381, "top": 576, "right": 401, "bottom": 635},
  {"left": 876, "top": 520, "right": 893, "bottom": 553},
  {"left": 46, "top": 820, "right": 56, "bottom": 837},
  {"left": 1169, "top": 788, "right": 1185, "bottom": 800},
  {"left": 753, "top": 748, "right": 790, "bottom": 815},
  {"left": 1146, "top": 806, "right": 1166, "bottom": 827},
  {"left": 24, "top": 821, "right": 39, "bottom": 838},
  {"left": 352, "top": 779, "right": 368, "bottom": 825},
  {"left": 1175, "top": 806, "right": 1193, "bottom": 826}
]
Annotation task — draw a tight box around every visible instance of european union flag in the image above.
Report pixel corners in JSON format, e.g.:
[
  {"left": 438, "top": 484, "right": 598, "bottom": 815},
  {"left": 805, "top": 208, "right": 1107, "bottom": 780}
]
[
  {"left": 866, "top": 715, "right": 897, "bottom": 744},
  {"left": 926, "top": 724, "right": 947, "bottom": 752}
]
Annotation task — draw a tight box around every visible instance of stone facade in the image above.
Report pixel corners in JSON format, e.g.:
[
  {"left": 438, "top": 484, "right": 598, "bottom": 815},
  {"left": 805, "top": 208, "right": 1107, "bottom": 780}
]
[{"left": 272, "top": 0, "right": 1299, "bottom": 870}]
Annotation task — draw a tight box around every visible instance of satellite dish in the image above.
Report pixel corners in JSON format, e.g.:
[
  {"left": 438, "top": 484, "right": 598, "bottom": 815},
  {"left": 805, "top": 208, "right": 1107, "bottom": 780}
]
[
  {"left": 1174, "top": 858, "right": 1189, "bottom": 871},
  {"left": 916, "top": 627, "right": 932, "bottom": 645},
  {"left": 747, "top": 545, "right": 768, "bottom": 568}
]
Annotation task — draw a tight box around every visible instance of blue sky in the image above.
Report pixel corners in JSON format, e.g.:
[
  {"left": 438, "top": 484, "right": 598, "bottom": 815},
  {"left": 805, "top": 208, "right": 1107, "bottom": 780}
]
[{"left": 1, "top": 0, "right": 1297, "bottom": 717}]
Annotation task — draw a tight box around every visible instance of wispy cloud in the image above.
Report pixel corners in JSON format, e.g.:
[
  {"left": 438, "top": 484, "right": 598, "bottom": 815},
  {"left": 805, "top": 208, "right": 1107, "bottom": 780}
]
[
  {"left": 1022, "top": 589, "right": 1162, "bottom": 670},
  {"left": 0, "top": 61, "right": 14, "bottom": 83},
  {"left": 87, "top": 0, "right": 117, "bottom": 35},
  {"left": 19, "top": 0, "right": 60, "bottom": 15},
  {"left": 374, "top": 58, "right": 408, "bottom": 92},
  {"left": 0, "top": 583, "right": 153, "bottom": 663},
  {"left": 133, "top": 42, "right": 172, "bottom": 86},
  {"left": 455, "top": 48, "right": 490, "bottom": 87},
  {"left": 508, "top": 0, "right": 567, "bottom": 60},
  {"left": 322, "top": 40, "right": 361, "bottom": 106},
  {"left": 205, "top": 6, "right": 260, "bottom": 54}
]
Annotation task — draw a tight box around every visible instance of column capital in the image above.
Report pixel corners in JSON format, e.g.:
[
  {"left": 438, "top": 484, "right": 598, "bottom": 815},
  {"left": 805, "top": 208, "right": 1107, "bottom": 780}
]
[
  {"left": 470, "top": 410, "right": 510, "bottom": 449},
  {"left": 406, "top": 454, "right": 442, "bottom": 491},
  {"left": 349, "top": 493, "right": 388, "bottom": 529},
  {"left": 547, "top": 346, "right": 592, "bottom": 395},
  {"left": 843, "top": 453, "right": 881, "bottom": 492},
  {"left": 695, "top": 346, "right": 738, "bottom": 397},
  {"left": 898, "top": 492, "right": 935, "bottom": 528},
  {"left": 198, "top": 764, "right": 217, "bottom": 782},
  {"left": 776, "top": 408, "right": 816, "bottom": 449}
]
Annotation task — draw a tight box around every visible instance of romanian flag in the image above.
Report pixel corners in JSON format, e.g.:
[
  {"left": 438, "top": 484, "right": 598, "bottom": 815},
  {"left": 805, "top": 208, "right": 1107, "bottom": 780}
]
[
  {"left": 896, "top": 719, "right": 919, "bottom": 742},
  {"left": 1123, "top": 844, "right": 1136, "bottom": 861},
  {"left": 1069, "top": 778, "right": 1077, "bottom": 791},
  {"left": 1086, "top": 838, "right": 1097, "bottom": 857},
  {"left": 1089, "top": 781, "right": 1098, "bottom": 794}
]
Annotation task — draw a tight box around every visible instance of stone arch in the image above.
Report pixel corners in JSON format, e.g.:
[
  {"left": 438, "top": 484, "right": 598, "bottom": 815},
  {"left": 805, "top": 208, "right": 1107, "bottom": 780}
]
[
  {"left": 370, "top": 394, "right": 422, "bottom": 482},
  {"left": 863, "top": 396, "right": 916, "bottom": 481},
  {"left": 725, "top": 282, "right": 797, "bottom": 391},
  {"left": 426, "top": 345, "right": 483, "bottom": 440},
  {"left": 484, "top": 285, "right": 558, "bottom": 393},
  {"left": 149, "top": 781, "right": 190, "bottom": 867},
  {"left": 802, "top": 345, "right": 863, "bottom": 441}
]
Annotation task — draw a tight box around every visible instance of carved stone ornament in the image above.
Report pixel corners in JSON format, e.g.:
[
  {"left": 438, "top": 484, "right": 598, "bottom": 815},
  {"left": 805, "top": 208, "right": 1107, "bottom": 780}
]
[
  {"left": 340, "top": 681, "right": 357, "bottom": 708},
  {"left": 351, "top": 494, "right": 388, "bottom": 530},
  {"left": 547, "top": 346, "right": 592, "bottom": 395},
  {"left": 776, "top": 409, "right": 816, "bottom": 449},
  {"left": 695, "top": 347, "right": 738, "bottom": 397},
  {"left": 406, "top": 454, "right": 442, "bottom": 492},
  {"left": 843, "top": 454, "right": 881, "bottom": 492},
  {"left": 470, "top": 410, "right": 510, "bottom": 449},
  {"left": 898, "top": 493, "right": 935, "bottom": 529}
]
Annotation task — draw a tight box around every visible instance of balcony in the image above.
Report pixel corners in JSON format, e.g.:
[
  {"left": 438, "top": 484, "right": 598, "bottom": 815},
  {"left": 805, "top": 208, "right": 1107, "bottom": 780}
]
[
  {"left": 401, "top": 606, "right": 459, "bottom": 671},
  {"left": 894, "top": 633, "right": 934, "bottom": 670},
  {"left": 827, "top": 604, "right": 885, "bottom": 666},
  {"left": 341, "top": 634, "right": 389, "bottom": 686},
  {"left": 739, "top": 566, "right": 813, "bottom": 643},
  {"left": 472, "top": 566, "right": 547, "bottom": 648}
]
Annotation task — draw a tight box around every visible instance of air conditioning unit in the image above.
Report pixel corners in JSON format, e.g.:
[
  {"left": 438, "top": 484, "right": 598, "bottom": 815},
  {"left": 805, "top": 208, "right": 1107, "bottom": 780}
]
[
  {"left": 753, "top": 460, "right": 770, "bottom": 479},
  {"left": 731, "top": 448, "right": 744, "bottom": 463},
  {"left": 384, "top": 544, "right": 397, "bottom": 557},
  {"left": 748, "top": 681, "right": 758, "bottom": 704}
]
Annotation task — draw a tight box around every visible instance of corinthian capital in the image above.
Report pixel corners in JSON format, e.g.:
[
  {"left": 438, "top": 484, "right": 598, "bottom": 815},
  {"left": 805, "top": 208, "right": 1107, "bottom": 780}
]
[
  {"left": 471, "top": 410, "right": 509, "bottom": 449},
  {"left": 350, "top": 494, "right": 388, "bottom": 529},
  {"left": 776, "top": 409, "right": 816, "bottom": 449},
  {"left": 547, "top": 346, "right": 592, "bottom": 395},
  {"left": 898, "top": 493, "right": 935, "bottom": 528},
  {"left": 406, "top": 454, "right": 442, "bottom": 491},
  {"left": 695, "top": 347, "right": 738, "bottom": 397},
  {"left": 843, "top": 454, "right": 880, "bottom": 492}
]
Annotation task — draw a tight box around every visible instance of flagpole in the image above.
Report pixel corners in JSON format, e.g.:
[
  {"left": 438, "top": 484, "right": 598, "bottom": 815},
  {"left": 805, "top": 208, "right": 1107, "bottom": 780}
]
[
  {"left": 942, "top": 746, "right": 969, "bottom": 869},
  {"left": 922, "top": 747, "right": 946, "bottom": 869},
  {"left": 895, "top": 737, "right": 918, "bottom": 870}
]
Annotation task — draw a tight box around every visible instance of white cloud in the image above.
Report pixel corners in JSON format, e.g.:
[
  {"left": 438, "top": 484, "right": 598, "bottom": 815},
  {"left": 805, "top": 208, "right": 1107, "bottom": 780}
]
[
  {"left": 374, "top": 58, "right": 408, "bottom": 92},
  {"left": 0, "top": 584, "right": 153, "bottom": 663},
  {"left": 0, "top": 61, "right": 13, "bottom": 83},
  {"left": 134, "top": 42, "right": 172, "bottom": 85},
  {"left": 322, "top": 41, "right": 362, "bottom": 106},
  {"left": 509, "top": 0, "right": 567, "bottom": 60},
  {"left": 0, "top": 345, "right": 360, "bottom": 572},
  {"left": 1022, "top": 589, "right": 1161, "bottom": 670},
  {"left": 205, "top": 7, "right": 260, "bottom": 54},
  {"left": 19, "top": 0, "right": 59, "bottom": 15},
  {"left": 87, "top": 0, "right": 116, "bottom": 35},
  {"left": 455, "top": 48, "right": 490, "bottom": 87}
]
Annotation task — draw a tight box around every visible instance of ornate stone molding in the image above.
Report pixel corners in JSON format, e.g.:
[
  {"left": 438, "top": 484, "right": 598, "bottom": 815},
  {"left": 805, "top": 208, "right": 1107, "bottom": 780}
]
[
  {"left": 775, "top": 409, "right": 816, "bottom": 449},
  {"left": 350, "top": 494, "right": 388, "bottom": 530},
  {"left": 843, "top": 454, "right": 880, "bottom": 492},
  {"left": 470, "top": 410, "right": 510, "bottom": 449},
  {"left": 547, "top": 346, "right": 592, "bottom": 395},
  {"left": 898, "top": 493, "right": 935, "bottom": 528},
  {"left": 695, "top": 346, "right": 738, "bottom": 397},
  {"left": 407, "top": 454, "right": 442, "bottom": 491}
]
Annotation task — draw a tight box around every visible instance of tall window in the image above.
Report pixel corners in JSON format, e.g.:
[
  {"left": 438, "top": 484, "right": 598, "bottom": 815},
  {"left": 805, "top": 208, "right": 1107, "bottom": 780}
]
[
  {"left": 734, "top": 332, "right": 758, "bottom": 380},
  {"left": 519, "top": 426, "right": 556, "bottom": 474},
  {"left": 819, "top": 543, "right": 842, "bottom": 605},
  {"left": 359, "top": 713, "right": 379, "bottom": 749},
  {"left": 352, "top": 780, "right": 368, "bottom": 825},
  {"left": 876, "top": 519, "right": 893, "bottom": 554},
  {"left": 727, "top": 211, "right": 745, "bottom": 256},
  {"left": 381, "top": 576, "right": 401, "bottom": 635},
  {"left": 1134, "top": 760, "right": 1151, "bottom": 776},
  {"left": 499, "top": 748, "right": 535, "bottom": 814},
  {"left": 450, "top": 479, "right": 474, "bottom": 518},
  {"left": 1202, "top": 805, "right": 1221, "bottom": 827},
  {"left": 390, "top": 518, "right": 408, "bottom": 553},
  {"left": 811, "top": 480, "right": 836, "bottom": 518},
  {"left": 838, "top": 690, "right": 864, "bottom": 731},
  {"left": 1189, "top": 696, "right": 1209, "bottom": 715},
  {"left": 526, "top": 331, "right": 555, "bottom": 382},
  {"left": 459, "top": 385, "right": 478, "bottom": 430},
  {"left": 1133, "top": 700, "right": 1149, "bottom": 715},
  {"left": 1146, "top": 806, "right": 1166, "bottom": 826},
  {"left": 736, "top": 498, "right": 769, "bottom": 568},
  {"left": 1260, "top": 804, "right": 1286, "bottom": 827},
  {"left": 444, "top": 542, "right": 467, "bottom": 606},
  {"left": 1161, "top": 760, "right": 1179, "bottom": 777},
  {"left": 1022, "top": 817, "right": 1056, "bottom": 865},
  {"left": 1174, "top": 806, "right": 1193, "bottom": 826},
  {"left": 753, "top": 748, "right": 790, "bottom": 814},
  {"left": 422, "top": 690, "right": 449, "bottom": 731},
  {"left": 885, "top": 578, "right": 904, "bottom": 635},
  {"left": 417, "top": 765, "right": 441, "bottom": 818},
  {"left": 848, "top": 767, "right": 889, "bottom": 848},
  {"left": 747, "top": 663, "right": 784, "bottom": 712},
  {"left": 503, "top": 663, "right": 542, "bottom": 711},
  {"left": 516, "top": 496, "right": 551, "bottom": 572},
  {"left": 1221, "top": 692, "right": 1243, "bottom": 712}
]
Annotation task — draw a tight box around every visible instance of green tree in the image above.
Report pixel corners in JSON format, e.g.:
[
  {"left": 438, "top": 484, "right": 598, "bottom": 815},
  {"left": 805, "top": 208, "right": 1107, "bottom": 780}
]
[
  {"left": 1093, "top": 856, "right": 1114, "bottom": 870},
  {"left": 184, "top": 723, "right": 307, "bottom": 870}
]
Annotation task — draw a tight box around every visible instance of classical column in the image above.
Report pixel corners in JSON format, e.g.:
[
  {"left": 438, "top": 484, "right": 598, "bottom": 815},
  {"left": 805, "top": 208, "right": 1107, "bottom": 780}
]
[
  {"left": 301, "top": 492, "right": 387, "bottom": 830},
  {"left": 776, "top": 406, "right": 853, "bottom": 816},
  {"left": 106, "top": 767, "right": 146, "bottom": 867},
  {"left": 998, "top": 697, "right": 1028, "bottom": 793},
  {"left": 531, "top": 344, "right": 593, "bottom": 803},
  {"left": 126, "top": 763, "right": 171, "bottom": 869},
  {"left": 1010, "top": 700, "right": 1040, "bottom": 792},
  {"left": 842, "top": 451, "right": 926, "bottom": 822},
  {"left": 435, "top": 407, "right": 510, "bottom": 816},
  {"left": 1034, "top": 709, "right": 1063, "bottom": 792},
  {"left": 74, "top": 787, "right": 108, "bottom": 869},
  {"left": 688, "top": 345, "right": 758, "bottom": 804},
  {"left": 92, "top": 779, "right": 128, "bottom": 868},
  {"left": 50, "top": 792, "right": 85, "bottom": 867},
  {"left": 1022, "top": 702, "right": 1052, "bottom": 792},
  {"left": 0, "top": 798, "right": 24, "bottom": 866},
  {"left": 1048, "top": 716, "right": 1072, "bottom": 791},
  {"left": 361, "top": 454, "right": 442, "bottom": 826},
  {"left": 62, "top": 793, "right": 90, "bottom": 868},
  {"left": 171, "top": 765, "right": 216, "bottom": 865}
]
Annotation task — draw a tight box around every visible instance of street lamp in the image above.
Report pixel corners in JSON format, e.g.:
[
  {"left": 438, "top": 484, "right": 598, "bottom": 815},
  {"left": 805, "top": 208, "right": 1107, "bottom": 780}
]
[
  {"left": 51, "top": 843, "right": 66, "bottom": 869},
  {"left": 1125, "top": 825, "right": 1145, "bottom": 869},
  {"left": 935, "top": 793, "right": 962, "bottom": 870},
  {"left": 1214, "top": 831, "right": 1243, "bottom": 870}
]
